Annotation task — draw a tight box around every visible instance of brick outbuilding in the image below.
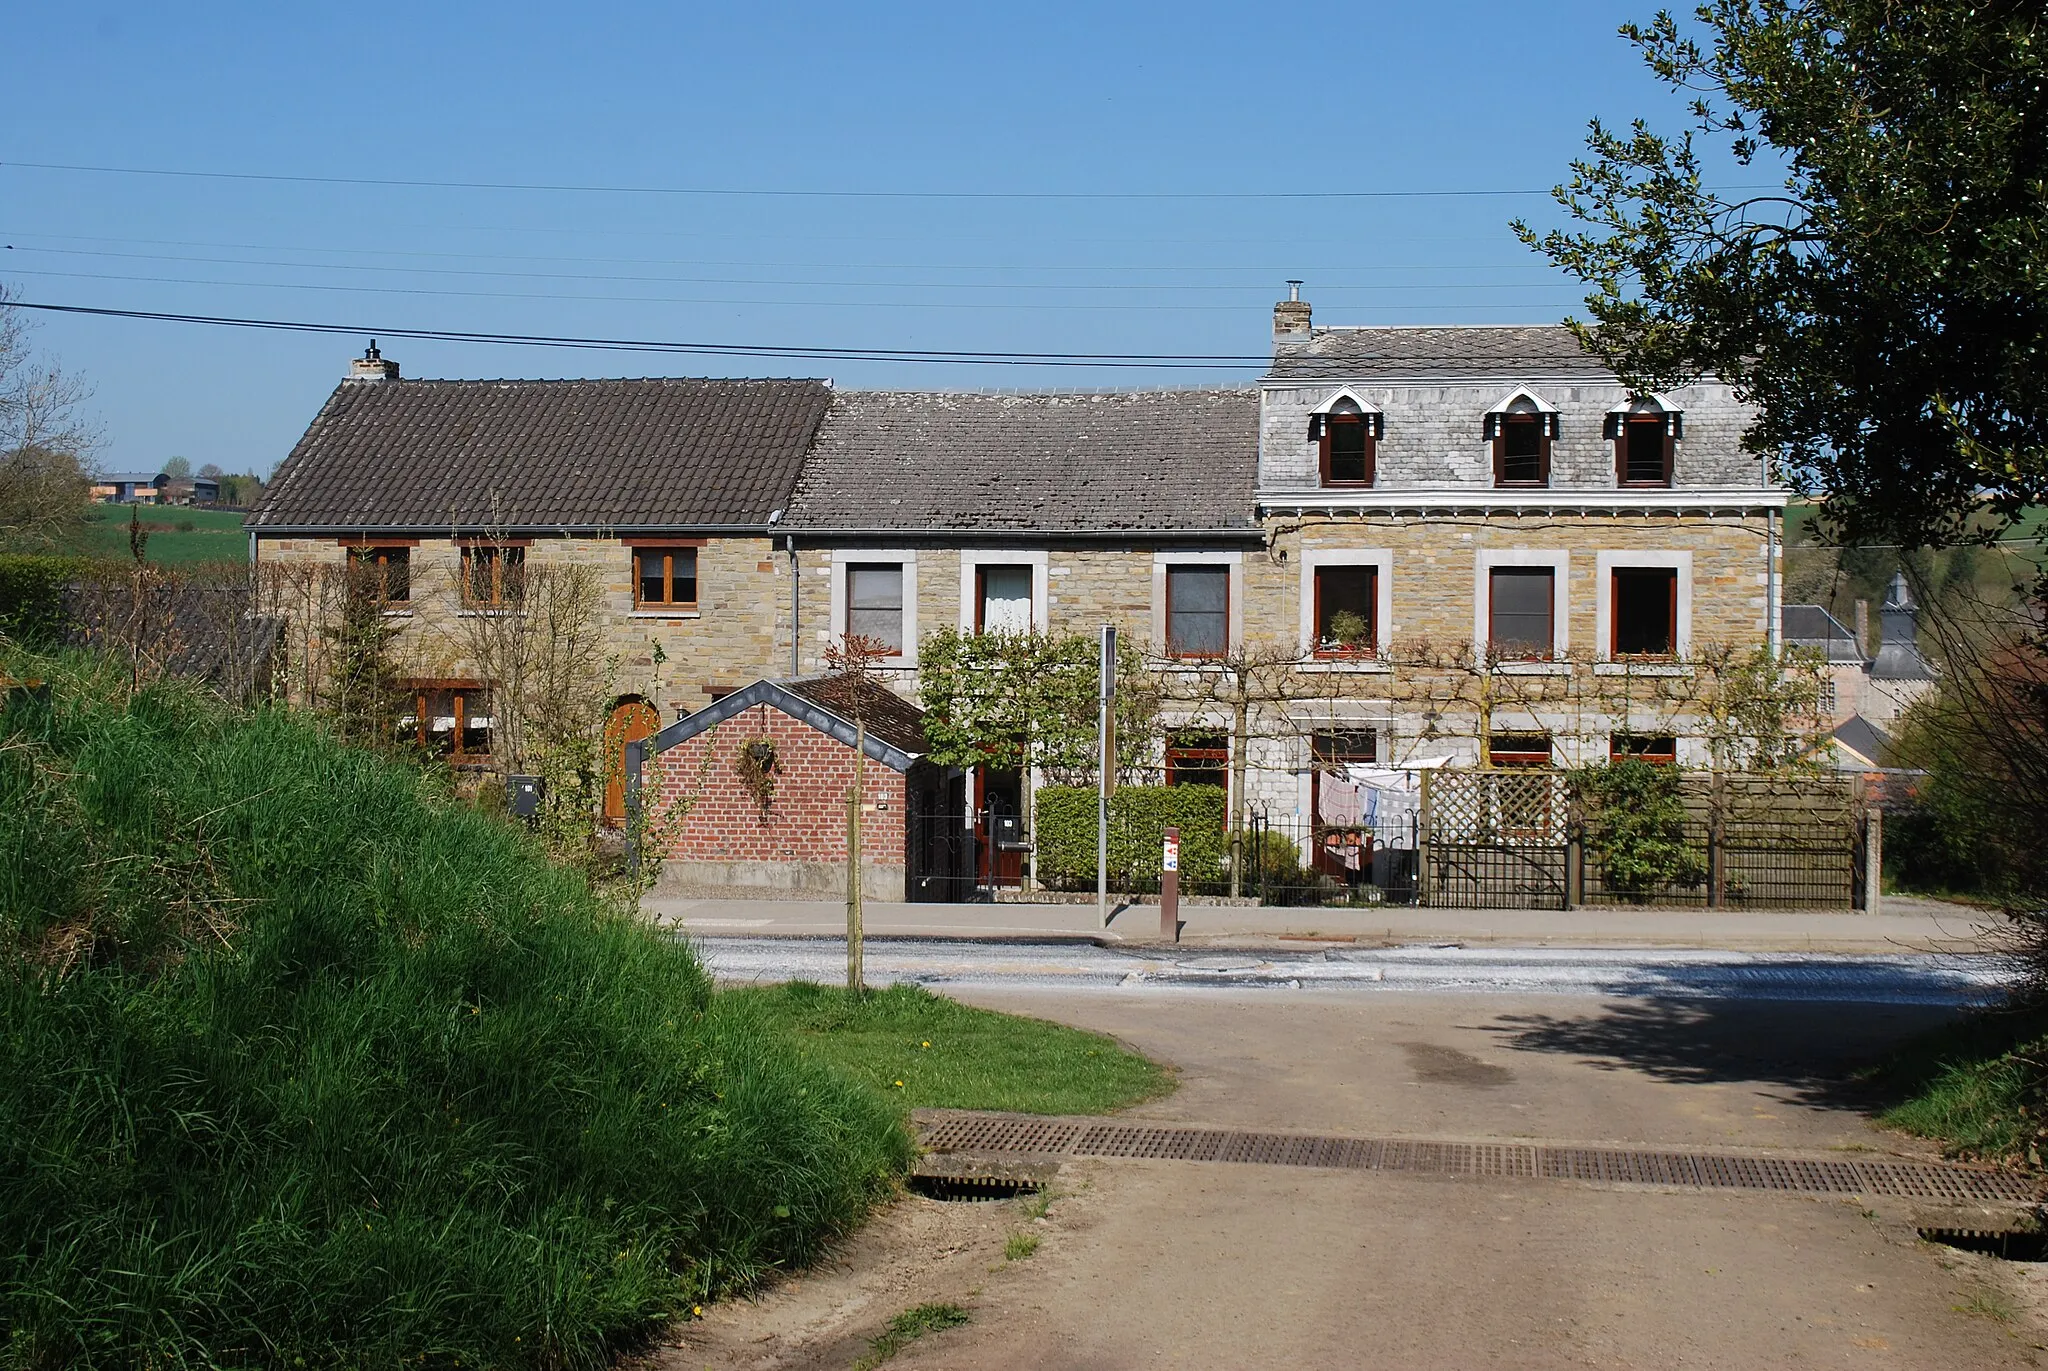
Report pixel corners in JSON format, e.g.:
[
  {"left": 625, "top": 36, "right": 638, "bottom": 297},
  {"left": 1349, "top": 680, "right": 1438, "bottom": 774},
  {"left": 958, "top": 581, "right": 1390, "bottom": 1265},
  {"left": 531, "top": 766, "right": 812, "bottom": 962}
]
[{"left": 633, "top": 676, "right": 968, "bottom": 901}]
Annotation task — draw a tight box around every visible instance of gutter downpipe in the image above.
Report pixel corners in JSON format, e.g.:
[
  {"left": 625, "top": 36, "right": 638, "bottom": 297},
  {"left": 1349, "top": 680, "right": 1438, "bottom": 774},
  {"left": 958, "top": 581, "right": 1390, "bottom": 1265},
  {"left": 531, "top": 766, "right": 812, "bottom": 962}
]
[
  {"left": 786, "top": 535, "right": 800, "bottom": 677},
  {"left": 1764, "top": 458, "right": 1779, "bottom": 659}
]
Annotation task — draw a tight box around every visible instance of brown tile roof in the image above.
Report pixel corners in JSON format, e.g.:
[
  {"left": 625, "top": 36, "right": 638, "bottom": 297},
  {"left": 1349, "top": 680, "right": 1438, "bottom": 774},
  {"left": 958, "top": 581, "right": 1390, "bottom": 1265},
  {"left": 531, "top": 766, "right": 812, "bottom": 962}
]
[
  {"left": 1268, "top": 325, "right": 1612, "bottom": 382},
  {"left": 781, "top": 675, "right": 930, "bottom": 755},
  {"left": 249, "top": 377, "right": 833, "bottom": 531},
  {"left": 785, "top": 388, "right": 1260, "bottom": 535}
]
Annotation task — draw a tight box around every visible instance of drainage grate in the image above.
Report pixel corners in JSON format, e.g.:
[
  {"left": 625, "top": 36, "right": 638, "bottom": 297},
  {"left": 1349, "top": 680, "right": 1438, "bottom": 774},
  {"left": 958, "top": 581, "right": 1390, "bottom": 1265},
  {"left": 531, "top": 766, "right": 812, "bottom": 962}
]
[
  {"left": 1920, "top": 1226, "right": 2048, "bottom": 1261},
  {"left": 918, "top": 1112, "right": 2041, "bottom": 1205},
  {"left": 907, "top": 1173, "right": 1043, "bottom": 1202}
]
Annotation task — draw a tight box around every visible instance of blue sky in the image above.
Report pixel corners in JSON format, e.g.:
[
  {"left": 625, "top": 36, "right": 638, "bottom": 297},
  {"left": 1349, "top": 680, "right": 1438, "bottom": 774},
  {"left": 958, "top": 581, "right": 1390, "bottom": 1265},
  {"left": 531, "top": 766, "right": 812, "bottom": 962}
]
[{"left": 4, "top": 2, "right": 1732, "bottom": 477}]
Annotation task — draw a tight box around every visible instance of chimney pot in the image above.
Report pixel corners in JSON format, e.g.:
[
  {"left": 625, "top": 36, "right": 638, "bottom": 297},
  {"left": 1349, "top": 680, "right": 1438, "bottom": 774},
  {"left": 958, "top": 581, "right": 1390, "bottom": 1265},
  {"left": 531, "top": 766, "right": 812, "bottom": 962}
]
[
  {"left": 1273, "top": 285, "right": 1311, "bottom": 343},
  {"left": 349, "top": 339, "right": 400, "bottom": 382}
]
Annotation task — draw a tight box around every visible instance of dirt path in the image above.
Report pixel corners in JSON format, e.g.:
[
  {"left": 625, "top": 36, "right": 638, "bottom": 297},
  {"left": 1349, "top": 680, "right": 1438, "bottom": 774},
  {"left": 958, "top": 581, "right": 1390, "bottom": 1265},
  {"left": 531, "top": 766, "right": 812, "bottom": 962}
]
[{"left": 657, "top": 991, "right": 2045, "bottom": 1370}]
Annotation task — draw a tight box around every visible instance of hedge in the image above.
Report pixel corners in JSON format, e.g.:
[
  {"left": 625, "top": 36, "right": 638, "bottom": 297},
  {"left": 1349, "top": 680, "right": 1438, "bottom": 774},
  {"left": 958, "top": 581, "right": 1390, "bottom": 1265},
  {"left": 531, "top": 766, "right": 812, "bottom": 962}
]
[
  {"left": 0, "top": 554, "right": 90, "bottom": 647},
  {"left": 1035, "top": 783, "right": 1229, "bottom": 892}
]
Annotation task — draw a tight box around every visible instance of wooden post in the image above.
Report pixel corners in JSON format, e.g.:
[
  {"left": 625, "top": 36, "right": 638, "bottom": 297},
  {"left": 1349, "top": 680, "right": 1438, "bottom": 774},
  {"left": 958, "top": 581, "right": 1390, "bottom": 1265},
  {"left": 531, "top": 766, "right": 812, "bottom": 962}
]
[
  {"left": 1160, "top": 826, "right": 1180, "bottom": 942},
  {"left": 623, "top": 738, "right": 643, "bottom": 891},
  {"left": 1863, "top": 806, "right": 1883, "bottom": 915},
  {"left": 1417, "top": 770, "right": 1435, "bottom": 907},
  {"left": 847, "top": 717, "right": 865, "bottom": 993}
]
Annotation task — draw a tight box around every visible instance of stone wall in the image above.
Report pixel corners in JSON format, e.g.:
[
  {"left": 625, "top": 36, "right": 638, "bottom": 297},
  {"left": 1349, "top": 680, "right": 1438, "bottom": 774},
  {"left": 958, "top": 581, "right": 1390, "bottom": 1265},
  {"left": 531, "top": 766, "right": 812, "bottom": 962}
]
[
  {"left": 1257, "top": 379, "right": 1760, "bottom": 490},
  {"left": 644, "top": 700, "right": 910, "bottom": 899}
]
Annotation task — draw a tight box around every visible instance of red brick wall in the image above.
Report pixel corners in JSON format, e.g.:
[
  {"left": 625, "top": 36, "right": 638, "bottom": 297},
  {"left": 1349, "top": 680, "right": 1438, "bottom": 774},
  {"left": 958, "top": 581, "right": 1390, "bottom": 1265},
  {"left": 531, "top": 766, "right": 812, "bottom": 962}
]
[{"left": 647, "top": 703, "right": 906, "bottom": 866}]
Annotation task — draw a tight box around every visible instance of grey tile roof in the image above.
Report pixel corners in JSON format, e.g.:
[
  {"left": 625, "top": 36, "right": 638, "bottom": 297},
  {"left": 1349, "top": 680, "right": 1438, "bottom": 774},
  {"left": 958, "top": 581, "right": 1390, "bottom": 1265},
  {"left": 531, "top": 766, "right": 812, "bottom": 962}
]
[
  {"left": 1268, "top": 325, "right": 1613, "bottom": 382},
  {"left": 785, "top": 388, "right": 1260, "bottom": 535},
  {"left": 249, "top": 377, "right": 833, "bottom": 531},
  {"left": 1782, "top": 605, "right": 1866, "bottom": 662}
]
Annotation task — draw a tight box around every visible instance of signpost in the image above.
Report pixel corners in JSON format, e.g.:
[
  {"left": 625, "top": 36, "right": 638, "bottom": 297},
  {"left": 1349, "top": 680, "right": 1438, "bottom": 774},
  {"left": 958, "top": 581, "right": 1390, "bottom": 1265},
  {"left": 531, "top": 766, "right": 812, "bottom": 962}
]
[
  {"left": 1160, "top": 825, "right": 1180, "bottom": 942},
  {"left": 1097, "top": 625, "right": 1116, "bottom": 928}
]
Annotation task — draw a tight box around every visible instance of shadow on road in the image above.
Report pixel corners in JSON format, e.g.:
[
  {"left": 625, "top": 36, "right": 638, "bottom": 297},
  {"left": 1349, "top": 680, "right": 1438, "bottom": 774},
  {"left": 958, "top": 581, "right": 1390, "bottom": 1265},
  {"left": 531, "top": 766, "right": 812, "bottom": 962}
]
[{"left": 1480, "top": 998, "right": 1970, "bottom": 1114}]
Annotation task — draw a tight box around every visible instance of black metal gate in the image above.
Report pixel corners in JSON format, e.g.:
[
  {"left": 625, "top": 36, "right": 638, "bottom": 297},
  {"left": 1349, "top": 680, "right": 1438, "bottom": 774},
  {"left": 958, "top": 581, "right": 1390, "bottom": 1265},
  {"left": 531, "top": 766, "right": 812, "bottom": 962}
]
[{"left": 1421, "top": 771, "right": 1570, "bottom": 910}]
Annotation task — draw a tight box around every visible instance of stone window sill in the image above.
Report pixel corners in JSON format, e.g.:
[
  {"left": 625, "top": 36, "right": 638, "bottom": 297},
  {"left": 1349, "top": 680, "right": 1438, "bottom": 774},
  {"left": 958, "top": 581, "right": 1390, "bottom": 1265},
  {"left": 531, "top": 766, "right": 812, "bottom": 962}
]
[
  {"left": 629, "top": 609, "right": 702, "bottom": 620},
  {"left": 1297, "top": 658, "right": 1393, "bottom": 674},
  {"left": 1594, "top": 661, "right": 1693, "bottom": 677},
  {"left": 1492, "top": 661, "right": 1572, "bottom": 677}
]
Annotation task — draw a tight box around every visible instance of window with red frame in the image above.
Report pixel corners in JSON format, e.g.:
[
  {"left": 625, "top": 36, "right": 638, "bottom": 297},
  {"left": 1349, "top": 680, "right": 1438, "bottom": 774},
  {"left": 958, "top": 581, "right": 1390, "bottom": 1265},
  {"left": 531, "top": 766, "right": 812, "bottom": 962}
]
[
  {"left": 1488, "top": 732, "right": 1553, "bottom": 767},
  {"left": 1165, "top": 565, "right": 1229, "bottom": 658},
  {"left": 1313, "top": 565, "right": 1378, "bottom": 656},
  {"left": 1617, "top": 414, "right": 1674, "bottom": 485},
  {"left": 1493, "top": 412, "right": 1551, "bottom": 485},
  {"left": 1165, "top": 729, "right": 1229, "bottom": 790},
  {"left": 1611, "top": 567, "right": 1678, "bottom": 658},
  {"left": 1609, "top": 734, "right": 1677, "bottom": 765}
]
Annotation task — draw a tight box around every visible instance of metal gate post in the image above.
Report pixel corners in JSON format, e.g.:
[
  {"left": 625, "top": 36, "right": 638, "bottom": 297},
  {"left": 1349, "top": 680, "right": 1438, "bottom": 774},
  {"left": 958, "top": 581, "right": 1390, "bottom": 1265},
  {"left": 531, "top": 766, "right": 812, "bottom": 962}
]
[{"left": 1417, "top": 770, "right": 1435, "bottom": 907}]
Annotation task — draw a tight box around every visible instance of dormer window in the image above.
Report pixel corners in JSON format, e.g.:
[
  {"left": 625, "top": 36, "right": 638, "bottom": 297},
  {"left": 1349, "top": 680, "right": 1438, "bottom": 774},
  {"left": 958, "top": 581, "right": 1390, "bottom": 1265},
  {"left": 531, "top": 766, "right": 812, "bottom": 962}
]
[
  {"left": 1607, "top": 397, "right": 1682, "bottom": 487},
  {"left": 1309, "top": 389, "right": 1381, "bottom": 487},
  {"left": 1484, "top": 391, "right": 1557, "bottom": 487}
]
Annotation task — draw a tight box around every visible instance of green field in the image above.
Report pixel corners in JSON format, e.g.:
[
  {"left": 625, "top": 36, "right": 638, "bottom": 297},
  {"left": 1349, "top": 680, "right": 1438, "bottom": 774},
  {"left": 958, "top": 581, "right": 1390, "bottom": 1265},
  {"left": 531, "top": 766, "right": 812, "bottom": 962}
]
[{"left": 58, "top": 504, "right": 248, "bottom": 565}]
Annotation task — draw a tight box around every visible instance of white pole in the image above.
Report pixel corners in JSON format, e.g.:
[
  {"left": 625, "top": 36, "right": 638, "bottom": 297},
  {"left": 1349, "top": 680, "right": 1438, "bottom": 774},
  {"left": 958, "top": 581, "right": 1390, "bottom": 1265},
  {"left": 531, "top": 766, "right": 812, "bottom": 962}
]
[{"left": 1098, "top": 624, "right": 1116, "bottom": 928}]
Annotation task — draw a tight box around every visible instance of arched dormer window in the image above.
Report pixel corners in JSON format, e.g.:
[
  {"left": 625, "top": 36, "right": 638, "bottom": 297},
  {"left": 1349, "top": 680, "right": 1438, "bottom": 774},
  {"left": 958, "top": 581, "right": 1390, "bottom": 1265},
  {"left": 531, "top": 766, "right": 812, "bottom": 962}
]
[
  {"left": 1483, "top": 389, "right": 1557, "bottom": 487},
  {"left": 1604, "top": 395, "right": 1683, "bottom": 487},
  {"left": 1308, "top": 388, "right": 1381, "bottom": 487}
]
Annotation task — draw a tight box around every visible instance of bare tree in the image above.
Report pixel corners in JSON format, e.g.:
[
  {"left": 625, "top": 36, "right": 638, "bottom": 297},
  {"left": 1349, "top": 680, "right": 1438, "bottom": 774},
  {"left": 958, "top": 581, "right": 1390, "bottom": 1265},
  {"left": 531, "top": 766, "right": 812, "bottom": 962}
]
[{"left": 0, "top": 289, "right": 96, "bottom": 546}]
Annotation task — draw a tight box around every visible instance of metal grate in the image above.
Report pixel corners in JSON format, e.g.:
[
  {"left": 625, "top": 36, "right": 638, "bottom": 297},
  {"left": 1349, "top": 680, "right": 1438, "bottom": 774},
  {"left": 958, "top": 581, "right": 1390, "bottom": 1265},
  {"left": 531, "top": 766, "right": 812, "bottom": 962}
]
[{"left": 919, "top": 1112, "right": 2040, "bottom": 1204}]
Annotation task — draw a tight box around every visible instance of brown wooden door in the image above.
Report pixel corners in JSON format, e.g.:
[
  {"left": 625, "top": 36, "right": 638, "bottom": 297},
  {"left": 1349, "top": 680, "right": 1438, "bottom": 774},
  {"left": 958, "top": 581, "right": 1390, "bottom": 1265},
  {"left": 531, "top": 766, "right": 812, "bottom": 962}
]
[{"left": 602, "top": 700, "right": 661, "bottom": 826}]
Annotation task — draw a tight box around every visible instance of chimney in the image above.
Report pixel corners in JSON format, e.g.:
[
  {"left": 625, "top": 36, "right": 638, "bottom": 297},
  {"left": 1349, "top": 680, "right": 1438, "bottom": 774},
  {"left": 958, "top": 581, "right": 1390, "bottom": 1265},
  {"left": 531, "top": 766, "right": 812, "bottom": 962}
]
[
  {"left": 1853, "top": 599, "right": 1871, "bottom": 659},
  {"left": 1273, "top": 281, "right": 1311, "bottom": 342},
  {"left": 349, "top": 340, "right": 400, "bottom": 382}
]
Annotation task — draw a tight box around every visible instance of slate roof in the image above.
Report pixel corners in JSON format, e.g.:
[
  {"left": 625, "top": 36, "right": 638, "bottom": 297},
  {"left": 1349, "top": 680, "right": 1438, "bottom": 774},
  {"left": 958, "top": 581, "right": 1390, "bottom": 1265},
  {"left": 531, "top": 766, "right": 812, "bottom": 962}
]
[
  {"left": 1781, "top": 605, "right": 1866, "bottom": 663},
  {"left": 1830, "top": 715, "right": 1895, "bottom": 769},
  {"left": 647, "top": 676, "right": 929, "bottom": 772},
  {"left": 249, "top": 377, "right": 834, "bottom": 531},
  {"left": 785, "top": 388, "right": 1260, "bottom": 535},
  {"left": 1267, "top": 325, "right": 1613, "bottom": 382}
]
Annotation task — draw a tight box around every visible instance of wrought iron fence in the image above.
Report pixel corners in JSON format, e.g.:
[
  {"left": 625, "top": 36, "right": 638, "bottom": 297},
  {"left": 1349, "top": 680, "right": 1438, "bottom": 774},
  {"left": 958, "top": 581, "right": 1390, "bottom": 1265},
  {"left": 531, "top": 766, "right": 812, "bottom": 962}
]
[{"left": 1244, "top": 811, "right": 1421, "bottom": 907}]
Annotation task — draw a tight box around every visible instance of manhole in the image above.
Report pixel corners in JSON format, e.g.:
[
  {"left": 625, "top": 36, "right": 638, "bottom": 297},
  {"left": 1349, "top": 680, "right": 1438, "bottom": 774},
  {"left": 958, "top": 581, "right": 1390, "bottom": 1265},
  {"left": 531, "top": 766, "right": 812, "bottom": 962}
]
[
  {"left": 1920, "top": 1226, "right": 2048, "bottom": 1261},
  {"left": 908, "top": 1174, "right": 1043, "bottom": 1202}
]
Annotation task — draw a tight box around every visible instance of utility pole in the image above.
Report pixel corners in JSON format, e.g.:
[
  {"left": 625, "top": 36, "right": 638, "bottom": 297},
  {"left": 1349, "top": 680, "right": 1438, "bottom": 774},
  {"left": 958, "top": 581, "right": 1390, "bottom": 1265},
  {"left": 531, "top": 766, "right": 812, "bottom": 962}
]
[
  {"left": 1098, "top": 625, "right": 1116, "bottom": 929},
  {"left": 847, "top": 714, "right": 865, "bottom": 994}
]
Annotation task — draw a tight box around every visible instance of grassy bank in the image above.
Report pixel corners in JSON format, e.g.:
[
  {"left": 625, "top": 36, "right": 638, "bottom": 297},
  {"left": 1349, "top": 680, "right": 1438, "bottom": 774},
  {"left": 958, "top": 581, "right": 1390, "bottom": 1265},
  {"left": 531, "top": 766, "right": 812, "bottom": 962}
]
[
  {"left": 0, "top": 654, "right": 910, "bottom": 1369},
  {"left": 719, "top": 981, "right": 1172, "bottom": 1116},
  {"left": 1872, "top": 1008, "right": 2048, "bottom": 1164}
]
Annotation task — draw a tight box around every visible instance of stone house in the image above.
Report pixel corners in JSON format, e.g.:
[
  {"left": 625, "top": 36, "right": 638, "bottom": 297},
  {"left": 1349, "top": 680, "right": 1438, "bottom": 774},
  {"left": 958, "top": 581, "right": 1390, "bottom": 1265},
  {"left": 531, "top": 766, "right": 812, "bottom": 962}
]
[{"left": 247, "top": 344, "right": 833, "bottom": 821}]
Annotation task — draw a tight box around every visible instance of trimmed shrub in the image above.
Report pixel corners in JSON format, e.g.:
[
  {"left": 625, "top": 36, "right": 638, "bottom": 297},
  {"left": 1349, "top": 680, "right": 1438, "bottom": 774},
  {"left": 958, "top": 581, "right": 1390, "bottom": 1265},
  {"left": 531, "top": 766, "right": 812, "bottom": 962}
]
[
  {"left": 0, "top": 652, "right": 911, "bottom": 1369},
  {"left": 0, "top": 553, "right": 90, "bottom": 647},
  {"left": 1035, "top": 783, "right": 1228, "bottom": 892}
]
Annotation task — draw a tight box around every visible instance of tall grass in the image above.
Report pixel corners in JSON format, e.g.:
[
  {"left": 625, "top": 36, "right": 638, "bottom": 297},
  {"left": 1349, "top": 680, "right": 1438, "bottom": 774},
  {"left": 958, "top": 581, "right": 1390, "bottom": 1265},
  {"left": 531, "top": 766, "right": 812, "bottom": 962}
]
[{"left": 0, "top": 653, "right": 911, "bottom": 1369}]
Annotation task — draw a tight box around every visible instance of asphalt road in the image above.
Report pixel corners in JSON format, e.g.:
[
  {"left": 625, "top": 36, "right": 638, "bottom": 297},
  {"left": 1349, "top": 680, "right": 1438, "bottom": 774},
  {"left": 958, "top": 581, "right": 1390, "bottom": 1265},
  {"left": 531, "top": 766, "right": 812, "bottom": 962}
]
[{"left": 693, "top": 935, "right": 2014, "bottom": 1005}]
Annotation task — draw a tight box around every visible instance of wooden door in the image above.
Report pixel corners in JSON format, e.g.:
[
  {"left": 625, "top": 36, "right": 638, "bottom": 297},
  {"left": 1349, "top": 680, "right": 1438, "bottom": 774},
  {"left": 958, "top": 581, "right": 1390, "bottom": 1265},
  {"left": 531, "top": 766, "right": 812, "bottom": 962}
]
[{"left": 602, "top": 700, "right": 661, "bottom": 826}]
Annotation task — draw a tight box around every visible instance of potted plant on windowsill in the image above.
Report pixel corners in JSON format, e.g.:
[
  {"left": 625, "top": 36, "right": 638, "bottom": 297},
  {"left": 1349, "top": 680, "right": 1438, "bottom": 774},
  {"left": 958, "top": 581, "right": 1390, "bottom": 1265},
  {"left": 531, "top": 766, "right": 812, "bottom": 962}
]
[{"left": 1317, "top": 609, "right": 1377, "bottom": 660}]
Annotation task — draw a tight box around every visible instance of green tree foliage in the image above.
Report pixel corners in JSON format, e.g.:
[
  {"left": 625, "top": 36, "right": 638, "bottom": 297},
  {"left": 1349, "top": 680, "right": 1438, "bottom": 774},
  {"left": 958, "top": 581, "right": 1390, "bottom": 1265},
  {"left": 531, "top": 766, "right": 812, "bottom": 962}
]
[
  {"left": 1571, "top": 758, "right": 1708, "bottom": 898},
  {"left": 1516, "top": 1, "right": 2048, "bottom": 548},
  {"left": 917, "top": 628, "right": 1157, "bottom": 784},
  {"left": 0, "top": 553, "right": 90, "bottom": 646}
]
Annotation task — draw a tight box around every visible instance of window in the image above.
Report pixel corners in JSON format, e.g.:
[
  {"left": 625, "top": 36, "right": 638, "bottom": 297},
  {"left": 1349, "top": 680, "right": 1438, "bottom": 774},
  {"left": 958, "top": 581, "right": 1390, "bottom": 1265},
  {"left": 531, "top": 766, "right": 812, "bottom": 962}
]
[
  {"left": 845, "top": 563, "right": 905, "bottom": 654},
  {"left": 1817, "top": 678, "right": 1838, "bottom": 717},
  {"left": 1489, "top": 568, "right": 1555, "bottom": 659},
  {"left": 1610, "top": 734, "right": 1677, "bottom": 765},
  {"left": 1611, "top": 567, "right": 1678, "bottom": 657},
  {"left": 1494, "top": 413, "right": 1550, "bottom": 485},
  {"left": 1312, "top": 730, "right": 1377, "bottom": 769},
  {"left": 634, "top": 546, "right": 698, "bottom": 610},
  {"left": 1488, "top": 732, "right": 1553, "bottom": 768},
  {"left": 1319, "top": 409, "right": 1376, "bottom": 485},
  {"left": 975, "top": 564, "right": 1033, "bottom": 634},
  {"left": 1313, "top": 566, "right": 1377, "bottom": 656},
  {"left": 1165, "top": 729, "right": 1229, "bottom": 790},
  {"left": 401, "top": 683, "right": 491, "bottom": 761},
  {"left": 1618, "top": 414, "right": 1674, "bottom": 485},
  {"left": 346, "top": 545, "right": 410, "bottom": 603},
  {"left": 1165, "top": 565, "right": 1229, "bottom": 657},
  {"left": 460, "top": 545, "right": 525, "bottom": 608}
]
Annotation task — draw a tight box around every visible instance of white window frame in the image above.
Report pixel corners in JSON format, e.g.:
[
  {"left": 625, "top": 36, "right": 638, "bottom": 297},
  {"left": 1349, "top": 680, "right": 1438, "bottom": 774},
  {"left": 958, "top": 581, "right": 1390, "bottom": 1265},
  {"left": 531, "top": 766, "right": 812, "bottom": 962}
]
[
  {"left": 957, "top": 549, "right": 1050, "bottom": 635},
  {"left": 1594, "top": 549, "right": 1692, "bottom": 663},
  {"left": 1297, "top": 546, "right": 1393, "bottom": 668},
  {"left": 1151, "top": 550, "right": 1244, "bottom": 660},
  {"left": 1474, "top": 549, "right": 1570, "bottom": 661},
  {"left": 829, "top": 549, "right": 919, "bottom": 666}
]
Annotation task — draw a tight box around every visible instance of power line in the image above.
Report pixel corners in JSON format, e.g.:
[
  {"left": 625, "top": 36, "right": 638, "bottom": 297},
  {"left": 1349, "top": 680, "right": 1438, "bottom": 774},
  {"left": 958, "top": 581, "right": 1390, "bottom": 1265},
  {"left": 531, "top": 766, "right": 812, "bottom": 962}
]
[
  {"left": 9, "top": 299, "right": 1278, "bottom": 368},
  {"left": 3, "top": 159, "right": 1596, "bottom": 201},
  {"left": 4, "top": 268, "right": 1584, "bottom": 314}
]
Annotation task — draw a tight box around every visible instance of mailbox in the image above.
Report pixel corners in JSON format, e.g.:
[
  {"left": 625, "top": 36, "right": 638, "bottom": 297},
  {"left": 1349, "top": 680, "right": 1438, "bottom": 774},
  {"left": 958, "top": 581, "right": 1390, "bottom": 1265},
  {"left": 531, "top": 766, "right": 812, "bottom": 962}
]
[
  {"left": 506, "top": 774, "right": 544, "bottom": 820},
  {"left": 992, "top": 812, "right": 1029, "bottom": 851}
]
